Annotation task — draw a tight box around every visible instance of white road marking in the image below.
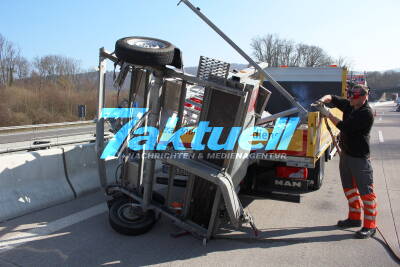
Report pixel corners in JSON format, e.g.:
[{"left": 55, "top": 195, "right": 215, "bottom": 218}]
[
  {"left": 370, "top": 101, "right": 395, "bottom": 107},
  {"left": 378, "top": 131, "right": 384, "bottom": 143},
  {"left": 102, "top": 261, "right": 122, "bottom": 266},
  {"left": 0, "top": 203, "right": 107, "bottom": 252}
]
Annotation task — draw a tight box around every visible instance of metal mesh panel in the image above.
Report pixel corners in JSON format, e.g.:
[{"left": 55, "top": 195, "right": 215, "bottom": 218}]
[
  {"left": 162, "top": 163, "right": 190, "bottom": 176},
  {"left": 197, "top": 56, "right": 230, "bottom": 81}
]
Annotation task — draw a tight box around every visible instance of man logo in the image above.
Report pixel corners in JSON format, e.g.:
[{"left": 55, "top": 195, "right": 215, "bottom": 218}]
[{"left": 274, "top": 179, "right": 302, "bottom": 188}]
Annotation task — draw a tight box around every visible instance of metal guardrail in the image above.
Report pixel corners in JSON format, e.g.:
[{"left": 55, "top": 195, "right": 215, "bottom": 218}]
[
  {"left": 0, "top": 119, "right": 112, "bottom": 154},
  {"left": 0, "top": 120, "right": 95, "bottom": 134},
  {"left": 0, "top": 134, "right": 112, "bottom": 154}
]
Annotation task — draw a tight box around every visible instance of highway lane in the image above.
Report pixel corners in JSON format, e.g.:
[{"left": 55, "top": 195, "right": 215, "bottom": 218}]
[
  {"left": 0, "top": 103, "right": 399, "bottom": 266},
  {"left": 370, "top": 103, "right": 400, "bottom": 251}
]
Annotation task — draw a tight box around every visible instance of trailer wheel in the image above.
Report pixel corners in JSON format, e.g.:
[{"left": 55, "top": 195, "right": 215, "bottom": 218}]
[
  {"left": 115, "top": 36, "right": 181, "bottom": 68},
  {"left": 109, "top": 198, "right": 156, "bottom": 236},
  {"left": 309, "top": 158, "right": 325, "bottom": 190}
]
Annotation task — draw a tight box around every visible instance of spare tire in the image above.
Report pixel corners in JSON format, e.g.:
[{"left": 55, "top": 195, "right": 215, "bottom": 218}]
[
  {"left": 109, "top": 198, "right": 156, "bottom": 236},
  {"left": 115, "top": 36, "right": 181, "bottom": 68}
]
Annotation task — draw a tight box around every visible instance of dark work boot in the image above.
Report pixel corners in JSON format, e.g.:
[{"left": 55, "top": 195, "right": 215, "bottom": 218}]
[
  {"left": 355, "top": 227, "right": 376, "bottom": 239},
  {"left": 337, "top": 219, "right": 362, "bottom": 228}
]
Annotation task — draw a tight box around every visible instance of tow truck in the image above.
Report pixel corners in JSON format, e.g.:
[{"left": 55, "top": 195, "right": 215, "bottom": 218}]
[
  {"left": 247, "top": 66, "right": 346, "bottom": 192},
  {"left": 180, "top": 65, "right": 346, "bottom": 192}
]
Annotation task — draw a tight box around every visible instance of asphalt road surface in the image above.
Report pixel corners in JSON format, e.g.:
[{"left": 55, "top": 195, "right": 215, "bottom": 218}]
[{"left": 0, "top": 103, "right": 399, "bottom": 266}]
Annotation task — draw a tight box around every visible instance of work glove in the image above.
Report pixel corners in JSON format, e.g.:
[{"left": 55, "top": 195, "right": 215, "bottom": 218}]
[{"left": 311, "top": 100, "right": 331, "bottom": 117}]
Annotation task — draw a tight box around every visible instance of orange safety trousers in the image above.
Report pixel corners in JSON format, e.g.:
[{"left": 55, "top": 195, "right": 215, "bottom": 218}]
[{"left": 344, "top": 181, "right": 377, "bottom": 229}]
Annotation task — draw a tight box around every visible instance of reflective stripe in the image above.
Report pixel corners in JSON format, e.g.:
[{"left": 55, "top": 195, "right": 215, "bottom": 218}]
[
  {"left": 364, "top": 204, "right": 376, "bottom": 210},
  {"left": 362, "top": 200, "right": 375, "bottom": 206},
  {"left": 349, "top": 207, "right": 362, "bottom": 212},
  {"left": 348, "top": 196, "right": 361, "bottom": 203},
  {"left": 364, "top": 215, "right": 376, "bottom": 221},
  {"left": 345, "top": 188, "right": 358, "bottom": 196},
  {"left": 366, "top": 208, "right": 375, "bottom": 214}
]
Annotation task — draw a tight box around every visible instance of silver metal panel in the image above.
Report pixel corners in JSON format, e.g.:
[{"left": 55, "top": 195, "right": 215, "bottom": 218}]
[
  {"left": 197, "top": 56, "right": 230, "bottom": 81},
  {"left": 165, "top": 157, "right": 243, "bottom": 227},
  {"left": 126, "top": 161, "right": 139, "bottom": 187},
  {"left": 142, "top": 71, "right": 164, "bottom": 211},
  {"left": 96, "top": 51, "right": 107, "bottom": 188},
  {"left": 261, "top": 67, "right": 343, "bottom": 82},
  {"left": 160, "top": 79, "right": 182, "bottom": 128}
]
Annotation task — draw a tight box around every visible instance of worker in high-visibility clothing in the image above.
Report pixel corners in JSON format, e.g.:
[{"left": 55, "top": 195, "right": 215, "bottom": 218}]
[{"left": 319, "top": 84, "right": 377, "bottom": 239}]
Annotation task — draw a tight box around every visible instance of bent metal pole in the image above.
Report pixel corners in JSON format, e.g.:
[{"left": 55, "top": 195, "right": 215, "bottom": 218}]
[{"left": 177, "top": 0, "right": 308, "bottom": 116}]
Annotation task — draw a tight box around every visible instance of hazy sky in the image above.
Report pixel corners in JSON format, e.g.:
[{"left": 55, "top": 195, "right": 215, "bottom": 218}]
[{"left": 1, "top": 0, "right": 399, "bottom": 72}]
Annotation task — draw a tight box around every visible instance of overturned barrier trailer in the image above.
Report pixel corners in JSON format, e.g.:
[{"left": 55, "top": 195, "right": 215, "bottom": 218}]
[
  {"left": 95, "top": 39, "right": 273, "bottom": 242},
  {"left": 95, "top": 0, "right": 309, "bottom": 243}
]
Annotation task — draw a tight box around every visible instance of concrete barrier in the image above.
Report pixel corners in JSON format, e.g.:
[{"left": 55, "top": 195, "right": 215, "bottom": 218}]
[
  {"left": 63, "top": 143, "right": 118, "bottom": 197},
  {"left": 0, "top": 148, "right": 75, "bottom": 222}
]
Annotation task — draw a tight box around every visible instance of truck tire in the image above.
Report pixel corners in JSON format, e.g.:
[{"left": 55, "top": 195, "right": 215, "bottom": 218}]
[
  {"left": 115, "top": 36, "right": 181, "bottom": 67},
  {"left": 109, "top": 198, "right": 156, "bottom": 236},
  {"left": 309, "top": 158, "right": 325, "bottom": 190},
  {"left": 325, "top": 146, "right": 331, "bottom": 162}
]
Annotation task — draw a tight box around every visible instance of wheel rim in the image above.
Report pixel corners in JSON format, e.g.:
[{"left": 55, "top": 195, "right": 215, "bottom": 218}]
[
  {"left": 117, "top": 203, "right": 144, "bottom": 223},
  {"left": 127, "top": 39, "right": 167, "bottom": 49}
]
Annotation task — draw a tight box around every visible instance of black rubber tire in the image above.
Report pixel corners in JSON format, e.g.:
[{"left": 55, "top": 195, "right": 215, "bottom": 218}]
[
  {"left": 115, "top": 36, "right": 176, "bottom": 67},
  {"left": 325, "top": 146, "right": 331, "bottom": 162},
  {"left": 309, "top": 158, "right": 325, "bottom": 190},
  {"left": 240, "top": 164, "right": 257, "bottom": 193},
  {"left": 151, "top": 191, "right": 165, "bottom": 205},
  {"left": 109, "top": 198, "right": 156, "bottom": 236}
]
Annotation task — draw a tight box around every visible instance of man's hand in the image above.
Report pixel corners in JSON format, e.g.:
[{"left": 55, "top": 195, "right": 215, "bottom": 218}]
[
  {"left": 319, "top": 104, "right": 331, "bottom": 117},
  {"left": 319, "top": 95, "right": 332, "bottom": 103},
  {"left": 312, "top": 96, "right": 342, "bottom": 126},
  {"left": 311, "top": 100, "right": 332, "bottom": 117}
]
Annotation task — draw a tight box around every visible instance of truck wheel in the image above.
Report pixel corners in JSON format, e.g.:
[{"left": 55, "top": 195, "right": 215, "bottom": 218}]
[
  {"left": 309, "top": 158, "right": 325, "bottom": 190},
  {"left": 115, "top": 36, "right": 179, "bottom": 67},
  {"left": 325, "top": 146, "right": 331, "bottom": 162},
  {"left": 109, "top": 198, "right": 156, "bottom": 236},
  {"left": 240, "top": 164, "right": 257, "bottom": 193}
]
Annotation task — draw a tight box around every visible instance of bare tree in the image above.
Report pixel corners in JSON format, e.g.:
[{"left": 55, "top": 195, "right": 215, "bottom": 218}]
[
  {"left": 33, "top": 55, "right": 80, "bottom": 78},
  {"left": 251, "top": 34, "right": 333, "bottom": 67},
  {"left": 335, "top": 56, "right": 352, "bottom": 69},
  {"left": 15, "top": 56, "right": 30, "bottom": 80},
  {"left": 251, "top": 36, "right": 264, "bottom": 63},
  {"left": 0, "top": 34, "right": 5, "bottom": 86},
  {"left": 33, "top": 55, "right": 80, "bottom": 91},
  {"left": 33, "top": 55, "right": 57, "bottom": 80},
  {"left": 251, "top": 34, "right": 278, "bottom": 66},
  {"left": 281, "top": 39, "right": 295, "bottom": 66},
  {"left": 367, "top": 70, "right": 400, "bottom": 90},
  {"left": 0, "top": 34, "right": 21, "bottom": 86},
  {"left": 302, "top": 45, "right": 332, "bottom": 67}
]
